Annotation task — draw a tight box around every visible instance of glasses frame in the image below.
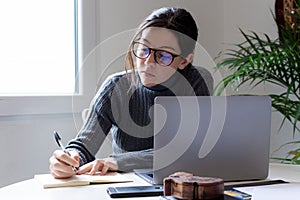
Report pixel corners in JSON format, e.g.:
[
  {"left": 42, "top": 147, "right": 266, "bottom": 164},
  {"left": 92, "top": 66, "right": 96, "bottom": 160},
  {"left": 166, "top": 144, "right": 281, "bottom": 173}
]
[{"left": 132, "top": 41, "right": 181, "bottom": 66}]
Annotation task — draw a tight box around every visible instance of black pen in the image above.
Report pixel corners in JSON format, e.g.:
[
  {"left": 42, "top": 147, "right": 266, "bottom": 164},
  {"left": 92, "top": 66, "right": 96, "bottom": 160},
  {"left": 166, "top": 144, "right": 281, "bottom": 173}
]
[{"left": 54, "top": 131, "right": 78, "bottom": 173}]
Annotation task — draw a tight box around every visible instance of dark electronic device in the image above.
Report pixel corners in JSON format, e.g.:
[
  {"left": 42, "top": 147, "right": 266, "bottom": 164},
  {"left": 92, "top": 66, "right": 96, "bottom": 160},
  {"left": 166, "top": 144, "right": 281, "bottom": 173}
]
[{"left": 106, "top": 185, "right": 163, "bottom": 198}]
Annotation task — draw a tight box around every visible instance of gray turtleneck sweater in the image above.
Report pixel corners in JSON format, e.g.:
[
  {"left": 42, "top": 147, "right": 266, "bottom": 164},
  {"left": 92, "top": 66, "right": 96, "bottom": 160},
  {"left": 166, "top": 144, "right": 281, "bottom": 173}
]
[{"left": 66, "top": 64, "right": 212, "bottom": 171}]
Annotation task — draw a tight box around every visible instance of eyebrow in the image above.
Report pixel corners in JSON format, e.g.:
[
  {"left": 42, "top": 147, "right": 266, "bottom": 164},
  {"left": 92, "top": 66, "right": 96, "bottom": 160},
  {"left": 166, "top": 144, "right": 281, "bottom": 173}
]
[{"left": 139, "top": 38, "right": 178, "bottom": 53}]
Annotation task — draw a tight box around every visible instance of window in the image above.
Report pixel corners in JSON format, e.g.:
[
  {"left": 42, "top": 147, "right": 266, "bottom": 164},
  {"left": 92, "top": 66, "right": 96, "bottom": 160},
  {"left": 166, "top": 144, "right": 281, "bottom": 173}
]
[{"left": 0, "top": 0, "right": 77, "bottom": 95}]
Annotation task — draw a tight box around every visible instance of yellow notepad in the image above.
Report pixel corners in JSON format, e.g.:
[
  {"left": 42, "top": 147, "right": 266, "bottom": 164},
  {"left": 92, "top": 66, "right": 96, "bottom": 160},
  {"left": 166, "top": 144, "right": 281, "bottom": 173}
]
[{"left": 34, "top": 172, "right": 132, "bottom": 189}]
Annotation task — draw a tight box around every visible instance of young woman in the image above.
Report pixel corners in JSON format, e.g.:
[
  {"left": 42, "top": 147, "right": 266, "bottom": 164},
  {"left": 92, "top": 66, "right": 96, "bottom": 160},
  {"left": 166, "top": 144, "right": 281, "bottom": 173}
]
[{"left": 49, "top": 7, "right": 212, "bottom": 178}]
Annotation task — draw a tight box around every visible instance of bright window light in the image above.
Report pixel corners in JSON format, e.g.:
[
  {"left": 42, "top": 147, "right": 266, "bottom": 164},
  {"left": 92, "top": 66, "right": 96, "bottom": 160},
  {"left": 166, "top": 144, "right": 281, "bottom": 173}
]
[{"left": 0, "top": 0, "right": 77, "bottom": 95}]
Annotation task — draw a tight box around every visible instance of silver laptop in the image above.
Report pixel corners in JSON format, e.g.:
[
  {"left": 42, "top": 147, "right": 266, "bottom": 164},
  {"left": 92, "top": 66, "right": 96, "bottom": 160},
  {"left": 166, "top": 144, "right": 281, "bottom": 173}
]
[{"left": 135, "top": 96, "right": 272, "bottom": 185}]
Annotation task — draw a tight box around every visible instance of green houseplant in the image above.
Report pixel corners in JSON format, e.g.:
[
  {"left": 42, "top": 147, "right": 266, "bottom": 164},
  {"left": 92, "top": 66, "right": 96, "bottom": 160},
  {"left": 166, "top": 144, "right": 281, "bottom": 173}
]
[{"left": 214, "top": 1, "right": 299, "bottom": 163}]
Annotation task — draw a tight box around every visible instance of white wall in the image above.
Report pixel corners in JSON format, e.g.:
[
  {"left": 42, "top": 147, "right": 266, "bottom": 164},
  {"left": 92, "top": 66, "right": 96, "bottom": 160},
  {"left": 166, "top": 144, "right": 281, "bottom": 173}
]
[
  {"left": 0, "top": 114, "right": 82, "bottom": 187},
  {"left": 1, "top": 0, "right": 297, "bottom": 188}
]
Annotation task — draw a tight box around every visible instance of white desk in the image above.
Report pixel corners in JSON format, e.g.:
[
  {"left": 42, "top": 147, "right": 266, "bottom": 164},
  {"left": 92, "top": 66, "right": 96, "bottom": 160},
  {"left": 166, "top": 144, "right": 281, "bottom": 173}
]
[
  {"left": 0, "top": 163, "right": 299, "bottom": 200},
  {"left": 267, "top": 163, "right": 300, "bottom": 182}
]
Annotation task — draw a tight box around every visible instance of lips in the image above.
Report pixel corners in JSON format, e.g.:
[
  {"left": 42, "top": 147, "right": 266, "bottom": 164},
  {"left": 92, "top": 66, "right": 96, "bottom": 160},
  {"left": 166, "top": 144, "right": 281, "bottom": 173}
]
[{"left": 141, "top": 71, "right": 155, "bottom": 78}]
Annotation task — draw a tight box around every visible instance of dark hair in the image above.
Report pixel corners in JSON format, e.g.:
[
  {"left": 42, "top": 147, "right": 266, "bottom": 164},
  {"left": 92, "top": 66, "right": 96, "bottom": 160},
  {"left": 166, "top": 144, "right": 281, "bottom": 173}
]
[
  {"left": 125, "top": 7, "right": 198, "bottom": 83},
  {"left": 143, "top": 7, "right": 198, "bottom": 55}
]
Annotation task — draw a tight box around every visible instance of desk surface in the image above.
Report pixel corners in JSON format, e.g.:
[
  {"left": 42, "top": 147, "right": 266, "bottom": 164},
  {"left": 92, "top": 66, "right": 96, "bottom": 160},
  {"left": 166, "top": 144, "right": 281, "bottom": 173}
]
[{"left": 0, "top": 163, "right": 299, "bottom": 200}]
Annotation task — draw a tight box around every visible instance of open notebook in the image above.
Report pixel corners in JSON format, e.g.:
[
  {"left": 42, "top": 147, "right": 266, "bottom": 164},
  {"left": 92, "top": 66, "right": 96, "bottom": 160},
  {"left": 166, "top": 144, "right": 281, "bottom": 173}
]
[{"left": 34, "top": 172, "right": 132, "bottom": 188}]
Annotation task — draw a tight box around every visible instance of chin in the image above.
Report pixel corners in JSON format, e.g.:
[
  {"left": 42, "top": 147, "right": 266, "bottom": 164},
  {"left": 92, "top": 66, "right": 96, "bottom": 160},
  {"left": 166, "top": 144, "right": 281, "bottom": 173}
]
[
  {"left": 142, "top": 81, "right": 156, "bottom": 87},
  {"left": 142, "top": 79, "right": 160, "bottom": 87}
]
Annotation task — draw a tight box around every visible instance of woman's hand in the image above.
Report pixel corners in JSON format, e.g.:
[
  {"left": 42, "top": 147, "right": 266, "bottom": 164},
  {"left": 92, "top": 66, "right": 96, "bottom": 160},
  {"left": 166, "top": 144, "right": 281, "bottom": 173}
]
[
  {"left": 49, "top": 150, "right": 80, "bottom": 179},
  {"left": 77, "top": 157, "right": 118, "bottom": 175}
]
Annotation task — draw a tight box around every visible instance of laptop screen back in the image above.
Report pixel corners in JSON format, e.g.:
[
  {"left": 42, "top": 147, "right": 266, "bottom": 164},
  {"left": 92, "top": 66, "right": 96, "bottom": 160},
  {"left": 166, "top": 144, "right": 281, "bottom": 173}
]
[{"left": 152, "top": 96, "right": 271, "bottom": 184}]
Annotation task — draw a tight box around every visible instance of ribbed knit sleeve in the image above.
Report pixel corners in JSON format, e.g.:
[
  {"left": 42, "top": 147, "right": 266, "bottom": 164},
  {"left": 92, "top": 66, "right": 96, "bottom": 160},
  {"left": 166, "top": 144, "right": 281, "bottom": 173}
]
[{"left": 66, "top": 74, "right": 122, "bottom": 165}]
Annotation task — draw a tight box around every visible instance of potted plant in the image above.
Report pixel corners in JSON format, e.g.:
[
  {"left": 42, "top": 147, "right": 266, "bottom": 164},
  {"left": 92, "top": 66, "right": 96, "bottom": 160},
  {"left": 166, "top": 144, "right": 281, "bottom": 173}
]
[{"left": 214, "top": 0, "right": 299, "bottom": 164}]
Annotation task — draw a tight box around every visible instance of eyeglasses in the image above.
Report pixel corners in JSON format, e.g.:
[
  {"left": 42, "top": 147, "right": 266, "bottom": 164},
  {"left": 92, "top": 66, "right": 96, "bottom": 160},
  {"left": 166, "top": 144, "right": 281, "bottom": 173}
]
[{"left": 132, "top": 42, "right": 181, "bottom": 66}]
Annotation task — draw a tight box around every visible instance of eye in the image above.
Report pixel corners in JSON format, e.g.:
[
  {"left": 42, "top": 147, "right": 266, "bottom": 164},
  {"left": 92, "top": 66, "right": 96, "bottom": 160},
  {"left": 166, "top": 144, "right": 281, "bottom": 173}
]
[
  {"left": 139, "top": 47, "right": 150, "bottom": 57},
  {"left": 134, "top": 43, "right": 150, "bottom": 58},
  {"left": 156, "top": 51, "right": 173, "bottom": 65}
]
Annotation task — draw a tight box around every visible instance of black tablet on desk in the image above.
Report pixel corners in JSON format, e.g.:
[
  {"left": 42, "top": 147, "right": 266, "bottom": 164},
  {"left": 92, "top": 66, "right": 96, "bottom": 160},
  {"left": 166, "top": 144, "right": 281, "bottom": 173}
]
[{"left": 107, "top": 185, "right": 163, "bottom": 198}]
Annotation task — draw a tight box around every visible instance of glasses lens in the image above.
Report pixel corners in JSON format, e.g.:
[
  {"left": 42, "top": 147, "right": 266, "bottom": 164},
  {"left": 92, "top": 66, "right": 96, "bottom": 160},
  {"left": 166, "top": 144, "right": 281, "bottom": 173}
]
[
  {"left": 133, "top": 43, "right": 150, "bottom": 59},
  {"left": 132, "top": 42, "right": 177, "bottom": 66},
  {"left": 156, "top": 51, "right": 173, "bottom": 66}
]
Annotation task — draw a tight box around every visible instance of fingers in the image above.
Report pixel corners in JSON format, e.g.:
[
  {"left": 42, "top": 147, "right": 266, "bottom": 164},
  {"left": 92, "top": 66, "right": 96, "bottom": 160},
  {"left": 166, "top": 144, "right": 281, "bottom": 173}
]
[
  {"left": 54, "top": 150, "right": 80, "bottom": 167},
  {"left": 101, "top": 158, "right": 118, "bottom": 174},
  {"left": 70, "top": 151, "right": 80, "bottom": 163},
  {"left": 77, "top": 162, "right": 93, "bottom": 175},
  {"left": 101, "top": 164, "right": 109, "bottom": 175},
  {"left": 77, "top": 158, "right": 118, "bottom": 175},
  {"left": 77, "top": 161, "right": 102, "bottom": 175},
  {"left": 49, "top": 155, "right": 75, "bottom": 178},
  {"left": 49, "top": 151, "right": 118, "bottom": 179},
  {"left": 49, "top": 150, "right": 80, "bottom": 179}
]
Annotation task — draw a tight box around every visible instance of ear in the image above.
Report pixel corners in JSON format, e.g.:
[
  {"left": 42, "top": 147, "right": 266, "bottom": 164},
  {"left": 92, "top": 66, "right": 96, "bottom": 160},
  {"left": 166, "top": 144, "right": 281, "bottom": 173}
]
[{"left": 178, "top": 53, "right": 194, "bottom": 70}]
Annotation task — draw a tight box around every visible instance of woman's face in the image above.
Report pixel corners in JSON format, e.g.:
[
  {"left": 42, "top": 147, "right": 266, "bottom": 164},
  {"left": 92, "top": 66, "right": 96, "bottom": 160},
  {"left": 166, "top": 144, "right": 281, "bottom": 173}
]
[{"left": 135, "top": 27, "right": 189, "bottom": 87}]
